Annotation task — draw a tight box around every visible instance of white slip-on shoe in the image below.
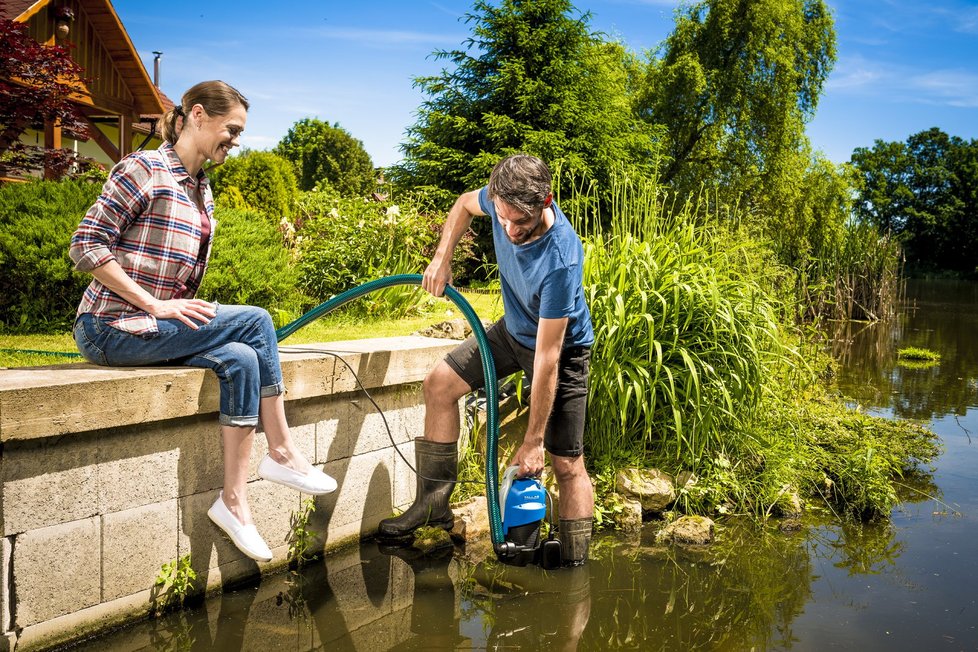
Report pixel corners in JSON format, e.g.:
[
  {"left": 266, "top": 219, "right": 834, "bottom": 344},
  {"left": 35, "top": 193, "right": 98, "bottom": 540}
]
[
  {"left": 258, "top": 455, "right": 338, "bottom": 495},
  {"left": 207, "top": 492, "right": 273, "bottom": 562}
]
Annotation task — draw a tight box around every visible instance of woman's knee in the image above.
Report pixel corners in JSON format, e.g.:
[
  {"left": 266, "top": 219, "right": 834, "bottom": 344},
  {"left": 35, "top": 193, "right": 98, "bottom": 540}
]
[{"left": 212, "top": 342, "right": 260, "bottom": 377}]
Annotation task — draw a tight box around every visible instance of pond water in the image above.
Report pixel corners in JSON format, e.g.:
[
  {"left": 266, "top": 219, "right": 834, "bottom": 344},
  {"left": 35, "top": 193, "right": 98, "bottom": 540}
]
[{"left": 68, "top": 279, "right": 978, "bottom": 651}]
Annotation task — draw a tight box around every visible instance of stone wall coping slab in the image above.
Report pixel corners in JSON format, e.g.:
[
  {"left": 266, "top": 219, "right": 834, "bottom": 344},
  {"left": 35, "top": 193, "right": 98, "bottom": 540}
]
[{"left": 0, "top": 336, "right": 457, "bottom": 443}]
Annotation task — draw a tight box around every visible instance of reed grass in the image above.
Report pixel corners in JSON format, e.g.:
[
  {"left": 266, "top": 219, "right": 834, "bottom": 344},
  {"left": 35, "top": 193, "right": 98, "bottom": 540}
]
[
  {"left": 800, "top": 221, "right": 903, "bottom": 322},
  {"left": 563, "top": 172, "right": 938, "bottom": 521},
  {"left": 572, "top": 175, "right": 790, "bottom": 473}
]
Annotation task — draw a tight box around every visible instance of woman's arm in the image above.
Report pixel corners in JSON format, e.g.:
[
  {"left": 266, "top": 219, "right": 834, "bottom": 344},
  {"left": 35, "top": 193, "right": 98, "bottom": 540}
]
[{"left": 89, "top": 260, "right": 215, "bottom": 329}]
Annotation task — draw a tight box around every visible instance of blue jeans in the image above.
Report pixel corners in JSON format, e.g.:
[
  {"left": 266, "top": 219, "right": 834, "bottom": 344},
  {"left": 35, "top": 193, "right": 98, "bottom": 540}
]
[{"left": 73, "top": 305, "right": 285, "bottom": 427}]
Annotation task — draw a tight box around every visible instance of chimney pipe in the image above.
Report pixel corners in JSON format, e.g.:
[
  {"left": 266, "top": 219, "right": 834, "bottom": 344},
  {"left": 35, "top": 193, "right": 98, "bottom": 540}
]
[{"left": 152, "top": 51, "right": 162, "bottom": 87}]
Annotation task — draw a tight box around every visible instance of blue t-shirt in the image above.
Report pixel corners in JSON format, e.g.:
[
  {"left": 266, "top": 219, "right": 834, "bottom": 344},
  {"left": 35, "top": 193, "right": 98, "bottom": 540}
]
[{"left": 479, "top": 187, "right": 594, "bottom": 350}]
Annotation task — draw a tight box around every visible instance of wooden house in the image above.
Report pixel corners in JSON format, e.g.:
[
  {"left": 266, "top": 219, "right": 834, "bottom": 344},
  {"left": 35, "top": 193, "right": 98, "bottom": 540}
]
[{"left": 1, "top": 0, "right": 171, "bottom": 178}]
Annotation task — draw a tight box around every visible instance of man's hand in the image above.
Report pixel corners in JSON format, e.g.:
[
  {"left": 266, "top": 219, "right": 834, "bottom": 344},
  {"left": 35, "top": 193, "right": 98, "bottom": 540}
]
[
  {"left": 511, "top": 440, "right": 545, "bottom": 479},
  {"left": 146, "top": 298, "right": 216, "bottom": 329},
  {"left": 422, "top": 259, "right": 453, "bottom": 297}
]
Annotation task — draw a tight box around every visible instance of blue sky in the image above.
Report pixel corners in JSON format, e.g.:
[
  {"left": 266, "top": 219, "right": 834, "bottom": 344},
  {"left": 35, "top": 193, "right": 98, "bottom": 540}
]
[{"left": 112, "top": 0, "right": 978, "bottom": 168}]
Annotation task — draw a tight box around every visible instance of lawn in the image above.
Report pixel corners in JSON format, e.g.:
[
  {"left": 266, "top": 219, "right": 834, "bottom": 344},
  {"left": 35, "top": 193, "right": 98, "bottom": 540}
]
[{"left": 0, "top": 291, "right": 504, "bottom": 369}]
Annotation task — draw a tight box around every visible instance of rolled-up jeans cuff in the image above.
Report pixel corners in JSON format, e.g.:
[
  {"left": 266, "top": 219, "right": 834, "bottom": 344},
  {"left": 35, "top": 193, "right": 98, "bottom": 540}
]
[
  {"left": 260, "top": 381, "right": 286, "bottom": 398},
  {"left": 220, "top": 413, "right": 259, "bottom": 427}
]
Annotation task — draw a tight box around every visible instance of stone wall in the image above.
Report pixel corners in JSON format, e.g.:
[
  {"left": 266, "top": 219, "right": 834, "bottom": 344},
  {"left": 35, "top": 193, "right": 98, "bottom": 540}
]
[{"left": 0, "top": 336, "right": 457, "bottom": 651}]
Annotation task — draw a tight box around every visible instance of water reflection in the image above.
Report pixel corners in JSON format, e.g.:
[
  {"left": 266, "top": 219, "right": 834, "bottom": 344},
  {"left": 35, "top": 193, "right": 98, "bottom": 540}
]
[
  {"left": 827, "top": 279, "right": 978, "bottom": 420},
  {"left": 73, "top": 519, "right": 913, "bottom": 651}
]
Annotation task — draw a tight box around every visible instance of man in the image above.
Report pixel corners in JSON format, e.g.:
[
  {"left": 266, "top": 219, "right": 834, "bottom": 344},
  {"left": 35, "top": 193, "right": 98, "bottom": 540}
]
[{"left": 378, "top": 154, "right": 595, "bottom": 565}]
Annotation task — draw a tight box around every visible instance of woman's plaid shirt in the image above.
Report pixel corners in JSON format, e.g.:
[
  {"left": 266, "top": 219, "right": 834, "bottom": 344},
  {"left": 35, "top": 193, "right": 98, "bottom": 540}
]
[{"left": 69, "top": 143, "right": 215, "bottom": 335}]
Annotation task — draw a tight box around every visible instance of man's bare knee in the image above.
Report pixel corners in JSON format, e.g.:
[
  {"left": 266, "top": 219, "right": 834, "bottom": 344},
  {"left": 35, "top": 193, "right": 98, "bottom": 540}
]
[
  {"left": 552, "top": 454, "right": 588, "bottom": 484},
  {"left": 423, "top": 362, "right": 469, "bottom": 406}
]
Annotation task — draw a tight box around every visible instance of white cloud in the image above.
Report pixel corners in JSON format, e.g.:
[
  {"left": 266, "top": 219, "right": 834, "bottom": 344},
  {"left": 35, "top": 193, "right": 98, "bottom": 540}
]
[
  {"left": 827, "top": 55, "right": 978, "bottom": 108},
  {"left": 910, "top": 69, "right": 978, "bottom": 107},
  {"left": 956, "top": 5, "right": 978, "bottom": 33},
  {"left": 296, "top": 26, "right": 462, "bottom": 48},
  {"left": 826, "top": 55, "right": 894, "bottom": 91}
]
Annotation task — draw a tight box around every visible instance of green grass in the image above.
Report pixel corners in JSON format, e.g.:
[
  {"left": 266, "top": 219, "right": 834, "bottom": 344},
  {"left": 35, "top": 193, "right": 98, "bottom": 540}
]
[
  {"left": 0, "top": 291, "right": 504, "bottom": 369},
  {"left": 896, "top": 347, "right": 941, "bottom": 362}
]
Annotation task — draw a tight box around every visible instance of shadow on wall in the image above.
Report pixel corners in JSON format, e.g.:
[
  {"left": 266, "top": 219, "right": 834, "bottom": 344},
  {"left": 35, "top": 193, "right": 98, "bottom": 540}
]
[{"left": 175, "top": 346, "right": 401, "bottom": 615}]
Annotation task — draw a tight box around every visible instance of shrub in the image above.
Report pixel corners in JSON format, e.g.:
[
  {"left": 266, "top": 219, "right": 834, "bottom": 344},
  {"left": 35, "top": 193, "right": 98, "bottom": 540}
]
[
  {"left": 198, "top": 207, "right": 305, "bottom": 324},
  {"left": 208, "top": 150, "right": 299, "bottom": 220},
  {"left": 294, "top": 190, "right": 440, "bottom": 317},
  {"left": 0, "top": 180, "right": 100, "bottom": 332}
]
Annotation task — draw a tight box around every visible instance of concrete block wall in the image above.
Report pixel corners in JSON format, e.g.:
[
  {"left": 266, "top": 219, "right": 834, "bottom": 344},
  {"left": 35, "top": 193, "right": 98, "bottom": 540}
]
[{"left": 0, "top": 336, "right": 458, "bottom": 651}]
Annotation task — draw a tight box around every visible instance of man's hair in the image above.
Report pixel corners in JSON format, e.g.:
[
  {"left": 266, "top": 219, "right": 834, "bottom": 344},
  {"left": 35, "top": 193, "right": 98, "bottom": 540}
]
[{"left": 486, "top": 154, "right": 552, "bottom": 215}]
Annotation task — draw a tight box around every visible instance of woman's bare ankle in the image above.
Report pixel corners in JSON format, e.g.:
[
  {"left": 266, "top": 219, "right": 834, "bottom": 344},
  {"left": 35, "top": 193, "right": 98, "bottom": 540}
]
[{"left": 268, "top": 446, "right": 311, "bottom": 474}]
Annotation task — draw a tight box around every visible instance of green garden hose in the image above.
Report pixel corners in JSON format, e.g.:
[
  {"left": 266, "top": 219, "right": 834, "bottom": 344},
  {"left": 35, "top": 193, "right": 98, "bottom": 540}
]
[{"left": 275, "top": 274, "right": 506, "bottom": 549}]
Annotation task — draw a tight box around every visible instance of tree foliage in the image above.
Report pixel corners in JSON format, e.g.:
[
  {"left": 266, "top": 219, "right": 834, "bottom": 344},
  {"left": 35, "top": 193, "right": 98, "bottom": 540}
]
[
  {"left": 851, "top": 128, "right": 978, "bottom": 274},
  {"left": 637, "top": 0, "right": 836, "bottom": 212},
  {"left": 209, "top": 149, "right": 299, "bottom": 219},
  {"left": 391, "top": 0, "right": 659, "bottom": 205},
  {"left": 0, "top": 11, "right": 91, "bottom": 177},
  {"left": 274, "top": 118, "right": 375, "bottom": 195}
]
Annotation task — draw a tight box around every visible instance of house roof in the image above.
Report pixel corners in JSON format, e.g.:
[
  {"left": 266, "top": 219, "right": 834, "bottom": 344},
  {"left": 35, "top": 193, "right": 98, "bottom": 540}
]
[
  {"left": 5, "top": 0, "right": 167, "bottom": 117},
  {"left": 0, "top": 1, "right": 40, "bottom": 21}
]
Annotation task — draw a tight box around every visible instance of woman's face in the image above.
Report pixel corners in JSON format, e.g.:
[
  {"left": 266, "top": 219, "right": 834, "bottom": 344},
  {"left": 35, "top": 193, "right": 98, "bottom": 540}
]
[{"left": 190, "top": 103, "right": 247, "bottom": 164}]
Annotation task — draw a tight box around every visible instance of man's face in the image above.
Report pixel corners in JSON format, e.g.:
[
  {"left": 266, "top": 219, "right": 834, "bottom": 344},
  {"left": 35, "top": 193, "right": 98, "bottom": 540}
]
[{"left": 496, "top": 200, "right": 545, "bottom": 245}]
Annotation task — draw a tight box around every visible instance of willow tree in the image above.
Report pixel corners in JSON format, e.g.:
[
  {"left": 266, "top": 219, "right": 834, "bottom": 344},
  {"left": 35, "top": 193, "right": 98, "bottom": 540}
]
[
  {"left": 392, "top": 0, "right": 659, "bottom": 206},
  {"left": 638, "top": 0, "right": 836, "bottom": 216}
]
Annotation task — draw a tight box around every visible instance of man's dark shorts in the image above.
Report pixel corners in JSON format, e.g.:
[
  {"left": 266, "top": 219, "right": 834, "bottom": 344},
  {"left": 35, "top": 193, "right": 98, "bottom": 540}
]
[{"left": 444, "top": 318, "right": 591, "bottom": 458}]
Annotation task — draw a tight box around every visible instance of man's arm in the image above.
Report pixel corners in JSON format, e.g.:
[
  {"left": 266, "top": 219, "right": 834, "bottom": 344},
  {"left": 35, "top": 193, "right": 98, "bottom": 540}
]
[
  {"left": 422, "top": 189, "right": 485, "bottom": 297},
  {"left": 512, "top": 316, "right": 568, "bottom": 478}
]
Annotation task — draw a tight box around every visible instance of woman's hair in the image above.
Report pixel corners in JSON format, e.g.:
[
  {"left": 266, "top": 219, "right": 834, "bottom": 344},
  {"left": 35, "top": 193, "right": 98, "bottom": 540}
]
[
  {"left": 159, "top": 80, "right": 249, "bottom": 144},
  {"left": 486, "top": 154, "right": 552, "bottom": 215}
]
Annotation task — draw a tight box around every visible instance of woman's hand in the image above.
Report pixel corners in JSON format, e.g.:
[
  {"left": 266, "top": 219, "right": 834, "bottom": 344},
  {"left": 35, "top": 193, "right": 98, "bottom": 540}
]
[{"left": 146, "top": 298, "right": 217, "bottom": 329}]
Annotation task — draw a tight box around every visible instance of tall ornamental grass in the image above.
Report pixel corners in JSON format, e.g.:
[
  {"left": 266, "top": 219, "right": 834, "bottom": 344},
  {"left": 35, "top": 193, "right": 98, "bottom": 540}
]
[
  {"left": 567, "top": 175, "right": 938, "bottom": 521},
  {"left": 574, "top": 177, "right": 792, "bottom": 470}
]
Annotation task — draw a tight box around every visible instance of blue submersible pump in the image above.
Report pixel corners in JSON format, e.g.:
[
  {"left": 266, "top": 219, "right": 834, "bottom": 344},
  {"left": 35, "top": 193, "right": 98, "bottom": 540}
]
[{"left": 498, "top": 465, "right": 562, "bottom": 569}]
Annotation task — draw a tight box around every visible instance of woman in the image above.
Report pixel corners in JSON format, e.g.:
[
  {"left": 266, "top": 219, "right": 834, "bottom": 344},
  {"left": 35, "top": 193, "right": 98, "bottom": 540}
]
[{"left": 69, "top": 80, "right": 335, "bottom": 563}]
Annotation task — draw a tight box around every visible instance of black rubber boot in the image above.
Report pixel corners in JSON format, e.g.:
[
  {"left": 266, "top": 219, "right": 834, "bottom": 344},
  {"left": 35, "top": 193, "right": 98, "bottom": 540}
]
[
  {"left": 378, "top": 438, "right": 457, "bottom": 539},
  {"left": 559, "top": 517, "right": 593, "bottom": 566}
]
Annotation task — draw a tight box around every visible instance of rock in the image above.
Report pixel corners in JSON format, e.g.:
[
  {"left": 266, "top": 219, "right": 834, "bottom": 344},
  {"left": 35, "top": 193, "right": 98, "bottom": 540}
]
[
  {"left": 782, "top": 490, "right": 803, "bottom": 519},
  {"left": 413, "top": 525, "right": 453, "bottom": 553},
  {"left": 613, "top": 494, "right": 644, "bottom": 531},
  {"left": 768, "top": 485, "right": 803, "bottom": 518},
  {"left": 616, "top": 468, "right": 676, "bottom": 512},
  {"left": 778, "top": 518, "right": 803, "bottom": 533},
  {"left": 656, "top": 515, "right": 715, "bottom": 545},
  {"left": 450, "top": 496, "right": 490, "bottom": 542},
  {"left": 415, "top": 319, "right": 491, "bottom": 340},
  {"left": 674, "top": 471, "right": 698, "bottom": 491}
]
